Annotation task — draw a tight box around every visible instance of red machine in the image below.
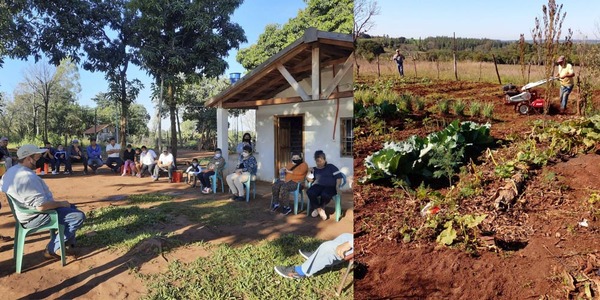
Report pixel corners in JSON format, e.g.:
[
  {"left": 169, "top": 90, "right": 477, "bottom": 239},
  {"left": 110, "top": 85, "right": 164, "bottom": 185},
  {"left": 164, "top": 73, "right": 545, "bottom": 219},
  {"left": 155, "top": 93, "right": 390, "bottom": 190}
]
[{"left": 502, "top": 78, "right": 556, "bottom": 115}]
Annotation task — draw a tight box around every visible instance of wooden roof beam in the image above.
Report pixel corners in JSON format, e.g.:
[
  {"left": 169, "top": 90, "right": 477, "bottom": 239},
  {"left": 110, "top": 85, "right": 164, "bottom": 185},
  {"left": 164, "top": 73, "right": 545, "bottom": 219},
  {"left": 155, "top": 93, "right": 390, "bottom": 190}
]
[
  {"left": 322, "top": 52, "right": 353, "bottom": 98},
  {"left": 277, "top": 63, "right": 310, "bottom": 101}
]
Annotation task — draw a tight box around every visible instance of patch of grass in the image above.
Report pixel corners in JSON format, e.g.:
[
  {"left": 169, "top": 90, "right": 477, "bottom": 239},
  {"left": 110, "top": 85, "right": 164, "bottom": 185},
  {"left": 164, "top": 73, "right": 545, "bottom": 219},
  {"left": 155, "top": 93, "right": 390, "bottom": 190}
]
[
  {"left": 128, "top": 193, "right": 175, "bottom": 204},
  {"left": 468, "top": 101, "right": 482, "bottom": 117},
  {"left": 482, "top": 103, "right": 495, "bottom": 119},
  {"left": 452, "top": 99, "right": 466, "bottom": 116},
  {"left": 414, "top": 96, "right": 426, "bottom": 111},
  {"left": 79, "top": 198, "right": 253, "bottom": 251},
  {"left": 438, "top": 99, "right": 450, "bottom": 115},
  {"left": 139, "top": 234, "right": 353, "bottom": 300}
]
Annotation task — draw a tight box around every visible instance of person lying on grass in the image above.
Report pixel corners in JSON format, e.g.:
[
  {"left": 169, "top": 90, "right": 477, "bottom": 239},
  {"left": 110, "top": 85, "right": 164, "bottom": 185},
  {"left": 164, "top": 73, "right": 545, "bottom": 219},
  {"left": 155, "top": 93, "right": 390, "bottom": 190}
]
[{"left": 274, "top": 233, "right": 353, "bottom": 279}]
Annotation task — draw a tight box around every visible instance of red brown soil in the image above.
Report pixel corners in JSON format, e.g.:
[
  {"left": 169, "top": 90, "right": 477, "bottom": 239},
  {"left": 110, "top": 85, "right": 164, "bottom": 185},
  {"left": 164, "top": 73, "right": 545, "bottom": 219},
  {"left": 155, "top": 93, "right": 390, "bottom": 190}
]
[
  {"left": 0, "top": 150, "right": 353, "bottom": 299},
  {"left": 354, "top": 78, "right": 600, "bottom": 299}
]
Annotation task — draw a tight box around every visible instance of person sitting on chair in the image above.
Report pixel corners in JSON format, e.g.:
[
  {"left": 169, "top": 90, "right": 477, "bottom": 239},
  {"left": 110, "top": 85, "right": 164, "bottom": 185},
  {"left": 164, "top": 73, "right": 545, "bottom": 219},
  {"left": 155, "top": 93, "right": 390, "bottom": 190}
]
[
  {"left": 0, "top": 137, "right": 15, "bottom": 169},
  {"left": 41, "top": 141, "right": 56, "bottom": 175},
  {"left": 153, "top": 148, "right": 175, "bottom": 182},
  {"left": 66, "top": 139, "right": 88, "bottom": 175},
  {"left": 185, "top": 158, "right": 202, "bottom": 187},
  {"left": 133, "top": 147, "right": 142, "bottom": 177},
  {"left": 226, "top": 145, "right": 257, "bottom": 201},
  {"left": 274, "top": 233, "right": 353, "bottom": 279},
  {"left": 105, "top": 137, "right": 123, "bottom": 174},
  {"left": 199, "top": 148, "right": 226, "bottom": 194},
  {"left": 53, "top": 144, "right": 70, "bottom": 175},
  {"left": 271, "top": 152, "right": 308, "bottom": 215},
  {"left": 139, "top": 146, "right": 157, "bottom": 178},
  {"left": 0, "top": 144, "right": 86, "bottom": 259},
  {"left": 306, "top": 150, "right": 343, "bottom": 221},
  {"left": 86, "top": 137, "right": 103, "bottom": 174},
  {"left": 122, "top": 144, "right": 136, "bottom": 176}
]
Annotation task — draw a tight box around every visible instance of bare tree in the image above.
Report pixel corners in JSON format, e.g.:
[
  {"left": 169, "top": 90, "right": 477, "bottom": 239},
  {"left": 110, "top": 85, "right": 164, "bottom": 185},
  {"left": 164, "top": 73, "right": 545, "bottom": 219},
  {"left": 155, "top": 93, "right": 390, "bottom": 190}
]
[
  {"left": 24, "top": 62, "right": 60, "bottom": 142},
  {"left": 353, "top": 0, "right": 380, "bottom": 78}
]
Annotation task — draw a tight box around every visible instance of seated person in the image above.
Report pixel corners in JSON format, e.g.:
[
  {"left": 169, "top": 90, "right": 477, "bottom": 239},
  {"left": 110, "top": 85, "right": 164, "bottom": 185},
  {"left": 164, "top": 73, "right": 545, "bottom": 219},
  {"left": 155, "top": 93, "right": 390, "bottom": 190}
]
[
  {"left": 274, "top": 233, "right": 353, "bottom": 279},
  {"left": 306, "top": 150, "right": 343, "bottom": 221},
  {"left": 53, "top": 144, "right": 70, "bottom": 175},
  {"left": 86, "top": 137, "right": 103, "bottom": 174},
  {"left": 139, "top": 146, "right": 157, "bottom": 178},
  {"left": 122, "top": 144, "right": 136, "bottom": 176},
  {"left": 0, "top": 136, "right": 15, "bottom": 169},
  {"left": 66, "top": 139, "right": 88, "bottom": 174},
  {"left": 199, "top": 148, "right": 226, "bottom": 194},
  {"left": 271, "top": 152, "right": 309, "bottom": 215},
  {"left": 105, "top": 137, "right": 123, "bottom": 174},
  {"left": 41, "top": 141, "right": 56, "bottom": 175},
  {"left": 184, "top": 158, "right": 202, "bottom": 187},
  {"left": 134, "top": 147, "right": 142, "bottom": 176},
  {"left": 226, "top": 145, "right": 257, "bottom": 201},
  {"left": 153, "top": 148, "right": 175, "bottom": 182}
]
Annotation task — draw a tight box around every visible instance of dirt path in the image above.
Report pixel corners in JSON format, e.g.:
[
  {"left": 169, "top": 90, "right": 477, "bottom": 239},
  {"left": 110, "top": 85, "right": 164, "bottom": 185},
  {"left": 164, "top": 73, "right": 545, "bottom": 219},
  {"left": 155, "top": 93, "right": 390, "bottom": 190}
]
[{"left": 0, "top": 150, "right": 353, "bottom": 299}]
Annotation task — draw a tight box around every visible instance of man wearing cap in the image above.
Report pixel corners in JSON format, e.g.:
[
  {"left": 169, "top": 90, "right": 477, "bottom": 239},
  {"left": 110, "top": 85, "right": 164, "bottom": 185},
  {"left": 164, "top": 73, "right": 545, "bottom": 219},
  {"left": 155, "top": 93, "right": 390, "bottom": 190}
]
[
  {"left": 555, "top": 55, "right": 575, "bottom": 113},
  {"left": 153, "top": 148, "right": 175, "bottom": 182},
  {"left": 86, "top": 137, "right": 103, "bottom": 174},
  {"left": 67, "top": 139, "right": 89, "bottom": 175},
  {"left": 0, "top": 144, "right": 85, "bottom": 259},
  {"left": 0, "top": 137, "right": 14, "bottom": 169},
  {"left": 105, "top": 137, "right": 123, "bottom": 174}
]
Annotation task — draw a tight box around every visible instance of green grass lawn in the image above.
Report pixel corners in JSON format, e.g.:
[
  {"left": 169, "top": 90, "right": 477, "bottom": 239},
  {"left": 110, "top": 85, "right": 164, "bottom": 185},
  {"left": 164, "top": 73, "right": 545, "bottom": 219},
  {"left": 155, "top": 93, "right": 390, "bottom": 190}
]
[{"left": 77, "top": 193, "right": 353, "bottom": 299}]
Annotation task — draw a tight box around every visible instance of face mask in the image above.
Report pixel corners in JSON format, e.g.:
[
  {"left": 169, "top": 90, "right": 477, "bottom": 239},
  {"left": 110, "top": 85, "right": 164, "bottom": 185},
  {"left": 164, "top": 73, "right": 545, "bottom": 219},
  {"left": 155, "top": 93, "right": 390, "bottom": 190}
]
[
  {"left": 192, "top": 163, "right": 198, "bottom": 166},
  {"left": 242, "top": 152, "right": 249, "bottom": 158},
  {"left": 292, "top": 159, "right": 302, "bottom": 164},
  {"left": 215, "top": 153, "right": 221, "bottom": 158}
]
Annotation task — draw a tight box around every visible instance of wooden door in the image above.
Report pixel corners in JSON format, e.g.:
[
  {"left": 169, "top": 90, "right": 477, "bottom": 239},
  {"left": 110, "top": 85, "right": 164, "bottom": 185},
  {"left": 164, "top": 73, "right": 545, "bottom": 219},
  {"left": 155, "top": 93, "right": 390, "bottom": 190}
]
[{"left": 275, "top": 116, "right": 303, "bottom": 178}]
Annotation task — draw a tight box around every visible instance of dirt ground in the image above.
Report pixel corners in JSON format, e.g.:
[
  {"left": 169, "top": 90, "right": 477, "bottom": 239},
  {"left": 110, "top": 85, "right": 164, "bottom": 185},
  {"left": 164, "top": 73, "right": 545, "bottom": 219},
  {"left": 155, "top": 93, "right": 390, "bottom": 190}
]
[
  {"left": 0, "top": 150, "right": 353, "bottom": 299},
  {"left": 354, "top": 78, "right": 600, "bottom": 299}
]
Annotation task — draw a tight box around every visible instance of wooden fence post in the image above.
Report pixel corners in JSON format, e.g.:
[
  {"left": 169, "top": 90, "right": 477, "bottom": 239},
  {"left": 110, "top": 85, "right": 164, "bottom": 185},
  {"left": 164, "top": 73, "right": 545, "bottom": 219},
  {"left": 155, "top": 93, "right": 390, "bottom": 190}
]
[{"left": 492, "top": 54, "right": 502, "bottom": 85}]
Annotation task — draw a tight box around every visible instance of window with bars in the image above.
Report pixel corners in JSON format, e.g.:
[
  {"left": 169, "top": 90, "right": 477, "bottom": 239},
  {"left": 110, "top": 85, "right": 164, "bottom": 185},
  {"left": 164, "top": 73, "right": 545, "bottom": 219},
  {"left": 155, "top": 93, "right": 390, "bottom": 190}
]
[{"left": 340, "top": 118, "right": 353, "bottom": 157}]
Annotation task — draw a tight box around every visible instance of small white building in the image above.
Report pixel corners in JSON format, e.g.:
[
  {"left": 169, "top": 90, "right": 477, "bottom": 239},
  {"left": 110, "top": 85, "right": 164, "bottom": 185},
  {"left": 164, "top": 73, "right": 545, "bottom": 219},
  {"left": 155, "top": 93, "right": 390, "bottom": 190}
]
[{"left": 206, "top": 28, "right": 354, "bottom": 190}]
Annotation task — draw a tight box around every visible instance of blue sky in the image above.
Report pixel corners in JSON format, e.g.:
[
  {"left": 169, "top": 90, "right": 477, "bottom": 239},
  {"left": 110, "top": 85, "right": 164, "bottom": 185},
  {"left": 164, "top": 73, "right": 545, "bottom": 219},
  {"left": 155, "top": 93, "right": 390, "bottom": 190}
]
[
  {"left": 0, "top": 0, "right": 306, "bottom": 128},
  {"left": 369, "top": 0, "right": 599, "bottom": 41}
]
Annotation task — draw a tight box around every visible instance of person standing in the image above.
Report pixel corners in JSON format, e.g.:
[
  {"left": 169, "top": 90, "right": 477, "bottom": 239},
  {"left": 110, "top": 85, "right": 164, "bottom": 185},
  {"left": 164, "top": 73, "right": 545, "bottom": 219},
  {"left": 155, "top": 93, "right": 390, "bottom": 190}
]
[
  {"left": 392, "top": 49, "right": 405, "bottom": 76},
  {"left": 0, "top": 144, "right": 85, "bottom": 259},
  {"left": 105, "top": 137, "right": 123, "bottom": 174},
  {"left": 555, "top": 55, "right": 575, "bottom": 113}
]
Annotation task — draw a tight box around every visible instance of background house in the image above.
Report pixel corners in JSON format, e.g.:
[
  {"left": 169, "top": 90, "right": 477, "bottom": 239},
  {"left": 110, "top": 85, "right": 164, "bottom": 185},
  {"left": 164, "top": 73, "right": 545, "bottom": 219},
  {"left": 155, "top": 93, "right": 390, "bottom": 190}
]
[
  {"left": 82, "top": 124, "right": 115, "bottom": 142},
  {"left": 207, "top": 28, "right": 354, "bottom": 189}
]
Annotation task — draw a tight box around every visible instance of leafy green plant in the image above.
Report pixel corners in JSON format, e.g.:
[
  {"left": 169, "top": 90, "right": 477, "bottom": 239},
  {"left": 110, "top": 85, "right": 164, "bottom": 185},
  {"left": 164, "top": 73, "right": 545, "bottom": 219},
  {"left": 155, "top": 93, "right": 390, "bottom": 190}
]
[
  {"left": 414, "top": 97, "right": 426, "bottom": 111},
  {"left": 452, "top": 99, "right": 466, "bottom": 116},
  {"left": 398, "top": 93, "right": 413, "bottom": 113},
  {"left": 438, "top": 99, "right": 450, "bottom": 115}
]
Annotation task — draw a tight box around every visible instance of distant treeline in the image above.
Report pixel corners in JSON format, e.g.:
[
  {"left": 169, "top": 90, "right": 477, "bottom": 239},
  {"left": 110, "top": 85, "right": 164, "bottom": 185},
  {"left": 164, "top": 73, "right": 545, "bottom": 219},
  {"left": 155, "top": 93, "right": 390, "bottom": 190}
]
[{"left": 359, "top": 34, "right": 598, "bottom": 65}]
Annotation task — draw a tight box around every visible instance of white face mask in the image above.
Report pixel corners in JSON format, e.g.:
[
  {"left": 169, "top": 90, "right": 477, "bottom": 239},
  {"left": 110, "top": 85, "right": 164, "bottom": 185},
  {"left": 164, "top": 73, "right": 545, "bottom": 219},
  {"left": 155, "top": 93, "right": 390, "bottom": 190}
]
[
  {"left": 215, "top": 153, "right": 221, "bottom": 158},
  {"left": 192, "top": 163, "right": 198, "bottom": 166}
]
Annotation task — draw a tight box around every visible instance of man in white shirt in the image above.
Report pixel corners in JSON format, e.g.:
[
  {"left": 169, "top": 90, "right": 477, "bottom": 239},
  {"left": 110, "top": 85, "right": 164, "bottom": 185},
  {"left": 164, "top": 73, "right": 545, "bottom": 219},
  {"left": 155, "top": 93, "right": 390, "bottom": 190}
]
[
  {"left": 105, "top": 137, "right": 123, "bottom": 174},
  {"left": 139, "top": 145, "right": 157, "bottom": 178},
  {"left": 153, "top": 148, "right": 175, "bottom": 182}
]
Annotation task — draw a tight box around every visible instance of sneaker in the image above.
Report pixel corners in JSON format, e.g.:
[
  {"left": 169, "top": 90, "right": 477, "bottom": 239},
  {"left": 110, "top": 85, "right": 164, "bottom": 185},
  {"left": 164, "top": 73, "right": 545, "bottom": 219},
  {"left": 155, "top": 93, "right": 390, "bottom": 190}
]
[
  {"left": 137, "top": 173, "right": 142, "bottom": 178},
  {"left": 83, "top": 170, "right": 88, "bottom": 175},
  {"left": 281, "top": 206, "right": 292, "bottom": 216},
  {"left": 206, "top": 188, "right": 213, "bottom": 193},
  {"left": 52, "top": 171, "right": 58, "bottom": 175},
  {"left": 274, "top": 266, "right": 305, "bottom": 279},
  {"left": 271, "top": 203, "right": 280, "bottom": 212},
  {"left": 63, "top": 171, "right": 70, "bottom": 175},
  {"left": 311, "top": 209, "right": 319, "bottom": 218},
  {"left": 230, "top": 194, "right": 237, "bottom": 200},
  {"left": 298, "top": 249, "right": 314, "bottom": 260},
  {"left": 234, "top": 196, "right": 246, "bottom": 201},
  {"left": 152, "top": 176, "right": 158, "bottom": 181},
  {"left": 121, "top": 173, "right": 126, "bottom": 176},
  {"left": 318, "top": 208, "right": 328, "bottom": 221}
]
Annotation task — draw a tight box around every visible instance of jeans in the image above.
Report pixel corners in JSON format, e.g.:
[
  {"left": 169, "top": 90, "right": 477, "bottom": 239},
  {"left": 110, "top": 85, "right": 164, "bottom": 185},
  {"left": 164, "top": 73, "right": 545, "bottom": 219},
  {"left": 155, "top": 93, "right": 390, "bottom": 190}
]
[
  {"left": 88, "top": 158, "right": 103, "bottom": 171},
  {"left": 106, "top": 157, "right": 123, "bottom": 172},
  {"left": 153, "top": 164, "right": 175, "bottom": 179},
  {"left": 68, "top": 156, "right": 88, "bottom": 173},
  {"left": 141, "top": 163, "right": 156, "bottom": 177},
  {"left": 54, "top": 158, "right": 70, "bottom": 173},
  {"left": 397, "top": 63, "right": 404, "bottom": 76},
  {"left": 23, "top": 204, "right": 85, "bottom": 253},
  {"left": 306, "top": 184, "right": 337, "bottom": 210},
  {"left": 299, "top": 233, "right": 353, "bottom": 276},
  {"left": 560, "top": 85, "right": 573, "bottom": 110}
]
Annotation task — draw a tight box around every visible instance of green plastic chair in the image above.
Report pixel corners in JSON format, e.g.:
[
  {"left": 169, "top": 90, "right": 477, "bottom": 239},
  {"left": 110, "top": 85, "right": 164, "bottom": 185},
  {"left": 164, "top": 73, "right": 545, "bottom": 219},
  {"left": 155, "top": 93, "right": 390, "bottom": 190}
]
[
  {"left": 306, "top": 172, "right": 347, "bottom": 222},
  {"left": 5, "top": 194, "right": 66, "bottom": 273},
  {"left": 210, "top": 161, "right": 226, "bottom": 193},
  {"left": 243, "top": 174, "right": 257, "bottom": 202}
]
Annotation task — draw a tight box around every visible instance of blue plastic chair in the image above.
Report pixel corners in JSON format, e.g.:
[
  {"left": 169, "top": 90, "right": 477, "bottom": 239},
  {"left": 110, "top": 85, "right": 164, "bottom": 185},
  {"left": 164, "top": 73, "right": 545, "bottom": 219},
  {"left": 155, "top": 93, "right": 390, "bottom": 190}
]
[
  {"left": 306, "top": 173, "right": 347, "bottom": 222},
  {"left": 210, "top": 162, "right": 226, "bottom": 193},
  {"left": 243, "top": 174, "right": 256, "bottom": 202},
  {"left": 270, "top": 181, "right": 304, "bottom": 215},
  {"left": 5, "top": 194, "right": 66, "bottom": 273}
]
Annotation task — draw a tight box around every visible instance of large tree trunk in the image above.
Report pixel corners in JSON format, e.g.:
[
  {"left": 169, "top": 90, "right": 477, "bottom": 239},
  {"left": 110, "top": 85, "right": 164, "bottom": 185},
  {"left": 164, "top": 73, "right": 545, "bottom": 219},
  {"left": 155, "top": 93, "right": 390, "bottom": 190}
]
[
  {"left": 167, "top": 84, "right": 178, "bottom": 159},
  {"left": 176, "top": 108, "right": 182, "bottom": 148}
]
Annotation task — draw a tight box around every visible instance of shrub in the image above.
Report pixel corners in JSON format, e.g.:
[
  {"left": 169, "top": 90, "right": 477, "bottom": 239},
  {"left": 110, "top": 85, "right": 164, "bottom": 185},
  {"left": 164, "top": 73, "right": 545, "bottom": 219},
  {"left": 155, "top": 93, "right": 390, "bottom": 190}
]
[
  {"left": 414, "top": 97, "right": 426, "bottom": 111},
  {"left": 354, "top": 89, "right": 376, "bottom": 105},
  {"left": 453, "top": 100, "right": 466, "bottom": 116},
  {"left": 398, "top": 93, "right": 414, "bottom": 113},
  {"left": 438, "top": 99, "right": 450, "bottom": 115}
]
